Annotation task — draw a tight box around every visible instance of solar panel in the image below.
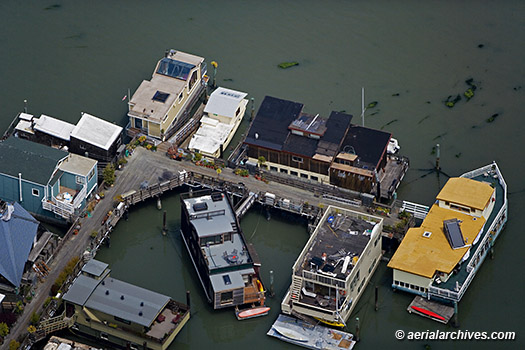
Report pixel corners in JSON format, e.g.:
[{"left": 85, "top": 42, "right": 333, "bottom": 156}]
[
  {"left": 443, "top": 219, "right": 465, "bottom": 249},
  {"left": 156, "top": 58, "right": 195, "bottom": 80}
]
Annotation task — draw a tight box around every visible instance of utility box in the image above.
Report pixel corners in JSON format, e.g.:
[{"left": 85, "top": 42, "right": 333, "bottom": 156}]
[{"left": 361, "top": 193, "right": 375, "bottom": 207}]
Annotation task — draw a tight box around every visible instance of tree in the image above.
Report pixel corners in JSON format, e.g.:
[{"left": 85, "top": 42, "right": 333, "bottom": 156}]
[
  {"left": 30, "top": 312, "right": 40, "bottom": 326},
  {"left": 103, "top": 164, "right": 116, "bottom": 186},
  {"left": 0, "top": 322, "right": 9, "bottom": 337},
  {"left": 257, "top": 156, "right": 266, "bottom": 168},
  {"left": 9, "top": 340, "right": 20, "bottom": 350}
]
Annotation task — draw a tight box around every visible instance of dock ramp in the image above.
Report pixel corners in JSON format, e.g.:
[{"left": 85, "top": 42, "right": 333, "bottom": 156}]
[{"left": 235, "top": 192, "right": 256, "bottom": 219}]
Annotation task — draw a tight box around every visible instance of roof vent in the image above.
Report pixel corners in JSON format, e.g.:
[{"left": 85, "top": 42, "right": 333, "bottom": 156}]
[
  {"left": 120, "top": 295, "right": 125, "bottom": 300},
  {"left": 101, "top": 281, "right": 105, "bottom": 285},
  {"left": 211, "top": 192, "right": 223, "bottom": 202},
  {"left": 105, "top": 290, "right": 109, "bottom": 295},
  {"left": 139, "top": 311, "right": 143, "bottom": 316},
  {"left": 422, "top": 231, "right": 432, "bottom": 238},
  {"left": 140, "top": 302, "right": 144, "bottom": 307},
  {"left": 255, "top": 133, "right": 259, "bottom": 139}
]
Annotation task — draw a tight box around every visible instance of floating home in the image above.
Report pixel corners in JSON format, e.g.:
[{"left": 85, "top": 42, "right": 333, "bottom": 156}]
[
  {"left": 63, "top": 259, "right": 190, "bottom": 350},
  {"left": 244, "top": 96, "right": 407, "bottom": 201},
  {"left": 13, "top": 111, "right": 123, "bottom": 165},
  {"left": 180, "top": 189, "right": 265, "bottom": 309},
  {"left": 127, "top": 49, "right": 207, "bottom": 141},
  {"left": 188, "top": 87, "right": 248, "bottom": 158},
  {"left": 388, "top": 162, "right": 507, "bottom": 308},
  {"left": 281, "top": 205, "right": 383, "bottom": 325},
  {"left": 0, "top": 137, "right": 97, "bottom": 224}
]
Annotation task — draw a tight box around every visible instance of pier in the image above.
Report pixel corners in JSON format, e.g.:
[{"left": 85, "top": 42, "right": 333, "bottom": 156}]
[{"left": 7, "top": 145, "right": 406, "bottom": 348}]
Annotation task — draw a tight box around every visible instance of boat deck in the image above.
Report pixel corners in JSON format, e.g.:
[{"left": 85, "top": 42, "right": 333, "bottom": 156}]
[
  {"left": 430, "top": 173, "right": 504, "bottom": 292},
  {"left": 267, "top": 314, "right": 355, "bottom": 350},
  {"left": 407, "top": 296, "right": 454, "bottom": 324}
]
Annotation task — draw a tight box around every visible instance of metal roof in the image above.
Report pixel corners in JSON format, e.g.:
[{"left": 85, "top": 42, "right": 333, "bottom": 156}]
[
  {"left": 0, "top": 137, "right": 67, "bottom": 185},
  {"left": 204, "top": 87, "right": 248, "bottom": 119},
  {"left": 34, "top": 114, "right": 76, "bottom": 141},
  {"left": 340, "top": 125, "right": 390, "bottom": 171},
  {"left": 183, "top": 194, "right": 236, "bottom": 237},
  {"left": 81, "top": 259, "right": 108, "bottom": 277},
  {"left": 0, "top": 202, "right": 40, "bottom": 287},
  {"left": 436, "top": 177, "right": 494, "bottom": 211},
  {"left": 71, "top": 112, "right": 122, "bottom": 151},
  {"left": 63, "top": 267, "right": 171, "bottom": 327}
]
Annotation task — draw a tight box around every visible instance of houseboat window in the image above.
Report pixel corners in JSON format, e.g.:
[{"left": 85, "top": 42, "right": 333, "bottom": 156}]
[
  {"left": 152, "top": 91, "right": 170, "bottom": 103},
  {"left": 290, "top": 171, "right": 298, "bottom": 176},
  {"left": 236, "top": 107, "right": 241, "bottom": 116},
  {"left": 222, "top": 275, "right": 232, "bottom": 285},
  {"left": 130, "top": 345, "right": 139, "bottom": 350},
  {"left": 100, "top": 332, "right": 109, "bottom": 340},
  {"left": 450, "top": 203, "right": 470, "bottom": 213},
  {"left": 310, "top": 176, "right": 319, "bottom": 181},
  {"left": 223, "top": 232, "right": 232, "bottom": 242},
  {"left": 301, "top": 173, "right": 308, "bottom": 179},
  {"left": 270, "top": 166, "right": 278, "bottom": 172},
  {"left": 114, "top": 316, "right": 131, "bottom": 325},
  {"left": 200, "top": 234, "right": 222, "bottom": 246},
  {"left": 178, "top": 92, "right": 184, "bottom": 103},
  {"left": 292, "top": 156, "right": 303, "bottom": 163},
  {"left": 188, "top": 69, "right": 198, "bottom": 91},
  {"left": 280, "top": 168, "right": 288, "bottom": 174},
  {"left": 220, "top": 291, "right": 233, "bottom": 304},
  {"left": 88, "top": 168, "right": 95, "bottom": 181},
  {"left": 76, "top": 176, "right": 85, "bottom": 185},
  {"left": 32, "top": 188, "right": 40, "bottom": 197}
]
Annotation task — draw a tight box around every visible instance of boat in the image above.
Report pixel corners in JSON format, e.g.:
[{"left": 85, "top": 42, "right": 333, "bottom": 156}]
[
  {"left": 387, "top": 137, "right": 400, "bottom": 153},
  {"left": 314, "top": 317, "right": 345, "bottom": 328},
  {"left": 236, "top": 306, "right": 270, "bottom": 320},
  {"left": 272, "top": 325, "right": 309, "bottom": 342},
  {"left": 410, "top": 306, "right": 445, "bottom": 321}
]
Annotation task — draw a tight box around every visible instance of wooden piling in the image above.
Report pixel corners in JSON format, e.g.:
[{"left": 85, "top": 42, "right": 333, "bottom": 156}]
[
  {"left": 186, "top": 290, "right": 191, "bottom": 309},
  {"left": 162, "top": 210, "right": 167, "bottom": 236},
  {"left": 270, "top": 270, "right": 275, "bottom": 297},
  {"left": 355, "top": 317, "right": 360, "bottom": 342},
  {"left": 375, "top": 286, "right": 378, "bottom": 311}
]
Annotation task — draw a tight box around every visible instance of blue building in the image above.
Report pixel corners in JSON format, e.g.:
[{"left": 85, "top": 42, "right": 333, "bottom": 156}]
[
  {"left": 0, "top": 137, "right": 98, "bottom": 224},
  {"left": 0, "top": 201, "right": 40, "bottom": 292}
]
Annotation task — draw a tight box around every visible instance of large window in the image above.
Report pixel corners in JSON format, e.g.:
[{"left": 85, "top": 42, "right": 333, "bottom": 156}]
[
  {"left": 188, "top": 69, "right": 198, "bottom": 92},
  {"left": 220, "top": 291, "right": 233, "bottom": 304}
]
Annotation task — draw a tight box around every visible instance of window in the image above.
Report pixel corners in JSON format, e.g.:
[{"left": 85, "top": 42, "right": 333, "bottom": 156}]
[
  {"left": 236, "top": 107, "right": 241, "bottom": 116},
  {"left": 270, "top": 166, "right": 278, "bottom": 172},
  {"left": 220, "top": 291, "right": 233, "bottom": 304},
  {"left": 114, "top": 316, "right": 131, "bottom": 325},
  {"left": 178, "top": 93, "right": 184, "bottom": 103},
  {"left": 300, "top": 173, "right": 308, "bottom": 179},
  {"left": 100, "top": 333, "right": 109, "bottom": 341},
  {"left": 223, "top": 275, "right": 232, "bottom": 285},
  {"left": 310, "top": 176, "right": 319, "bottom": 181},
  {"left": 292, "top": 156, "right": 303, "bottom": 163},
  {"left": 290, "top": 171, "right": 298, "bottom": 176},
  {"left": 88, "top": 168, "right": 95, "bottom": 181},
  {"left": 280, "top": 168, "right": 288, "bottom": 174},
  {"left": 76, "top": 176, "right": 85, "bottom": 185},
  {"left": 188, "top": 70, "right": 198, "bottom": 91},
  {"left": 32, "top": 188, "right": 40, "bottom": 197}
]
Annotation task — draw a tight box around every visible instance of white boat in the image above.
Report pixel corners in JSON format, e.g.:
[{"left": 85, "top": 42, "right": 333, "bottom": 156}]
[
  {"left": 387, "top": 138, "right": 400, "bottom": 153},
  {"left": 272, "top": 325, "right": 309, "bottom": 342}
]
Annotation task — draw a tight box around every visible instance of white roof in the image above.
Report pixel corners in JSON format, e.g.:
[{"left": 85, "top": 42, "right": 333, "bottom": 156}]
[
  {"left": 0, "top": 293, "right": 5, "bottom": 304},
  {"left": 15, "top": 120, "right": 34, "bottom": 134},
  {"left": 34, "top": 114, "right": 76, "bottom": 141},
  {"left": 188, "top": 117, "right": 234, "bottom": 156},
  {"left": 18, "top": 112, "right": 34, "bottom": 121},
  {"left": 59, "top": 153, "right": 97, "bottom": 177},
  {"left": 71, "top": 112, "right": 123, "bottom": 150},
  {"left": 204, "top": 87, "right": 248, "bottom": 119}
]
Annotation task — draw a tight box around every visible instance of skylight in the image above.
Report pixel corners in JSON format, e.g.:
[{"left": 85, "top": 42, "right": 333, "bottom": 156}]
[{"left": 152, "top": 91, "right": 170, "bottom": 103}]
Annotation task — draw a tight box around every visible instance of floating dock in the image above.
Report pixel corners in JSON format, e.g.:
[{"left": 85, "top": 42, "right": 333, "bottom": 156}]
[
  {"left": 407, "top": 296, "right": 454, "bottom": 324},
  {"left": 267, "top": 314, "right": 356, "bottom": 350}
]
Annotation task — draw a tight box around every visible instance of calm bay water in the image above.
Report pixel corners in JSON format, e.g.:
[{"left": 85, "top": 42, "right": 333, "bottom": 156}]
[{"left": 1, "top": 1, "right": 524, "bottom": 349}]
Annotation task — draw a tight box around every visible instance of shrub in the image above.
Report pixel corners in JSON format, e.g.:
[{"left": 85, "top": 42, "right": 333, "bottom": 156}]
[
  {"left": 52, "top": 256, "right": 80, "bottom": 294},
  {"left": 0, "top": 322, "right": 9, "bottom": 337},
  {"left": 9, "top": 340, "right": 20, "bottom": 350},
  {"left": 103, "top": 164, "right": 116, "bottom": 186}
]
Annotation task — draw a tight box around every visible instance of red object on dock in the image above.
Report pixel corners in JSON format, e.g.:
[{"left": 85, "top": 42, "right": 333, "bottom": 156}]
[{"left": 411, "top": 306, "right": 445, "bottom": 321}]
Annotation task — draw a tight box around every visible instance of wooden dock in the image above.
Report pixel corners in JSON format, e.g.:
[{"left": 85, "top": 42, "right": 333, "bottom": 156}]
[{"left": 407, "top": 296, "right": 455, "bottom": 324}]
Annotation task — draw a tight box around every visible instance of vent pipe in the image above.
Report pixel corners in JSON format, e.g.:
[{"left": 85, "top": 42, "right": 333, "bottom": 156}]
[{"left": 18, "top": 173, "right": 23, "bottom": 202}]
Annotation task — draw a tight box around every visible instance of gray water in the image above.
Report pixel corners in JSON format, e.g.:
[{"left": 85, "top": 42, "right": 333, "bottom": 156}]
[{"left": 1, "top": 1, "right": 524, "bottom": 349}]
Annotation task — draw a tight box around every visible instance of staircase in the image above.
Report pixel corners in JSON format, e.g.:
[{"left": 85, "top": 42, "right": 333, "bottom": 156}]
[{"left": 290, "top": 277, "right": 302, "bottom": 301}]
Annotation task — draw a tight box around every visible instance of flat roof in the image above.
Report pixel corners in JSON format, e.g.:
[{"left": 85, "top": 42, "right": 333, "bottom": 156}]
[
  {"left": 34, "top": 114, "right": 76, "bottom": 141},
  {"left": 297, "top": 207, "right": 382, "bottom": 279},
  {"left": 71, "top": 112, "right": 122, "bottom": 151},
  {"left": 183, "top": 193, "right": 237, "bottom": 236},
  {"left": 82, "top": 259, "right": 108, "bottom": 277},
  {"left": 387, "top": 204, "right": 486, "bottom": 278},
  {"left": 58, "top": 153, "right": 97, "bottom": 177},
  {"left": 204, "top": 87, "right": 248, "bottom": 119},
  {"left": 341, "top": 125, "right": 390, "bottom": 170},
  {"left": 18, "top": 112, "right": 34, "bottom": 121},
  {"left": 188, "top": 117, "right": 235, "bottom": 155},
  {"left": 210, "top": 267, "right": 255, "bottom": 292},
  {"left": 436, "top": 177, "right": 494, "bottom": 211},
  {"left": 330, "top": 162, "right": 374, "bottom": 177},
  {"left": 14, "top": 120, "right": 34, "bottom": 134}
]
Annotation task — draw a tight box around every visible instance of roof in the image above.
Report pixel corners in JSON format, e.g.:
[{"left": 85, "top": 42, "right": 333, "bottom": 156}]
[
  {"left": 34, "top": 114, "right": 75, "bottom": 141},
  {"left": 322, "top": 111, "right": 352, "bottom": 144},
  {"left": 0, "top": 137, "right": 67, "bottom": 184},
  {"left": 387, "top": 204, "right": 486, "bottom": 278},
  {"left": 71, "top": 113, "right": 122, "bottom": 151},
  {"left": 210, "top": 268, "right": 255, "bottom": 292},
  {"left": 244, "top": 96, "right": 304, "bottom": 150},
  {"left": 187, "top": 116, "right": 236, "bottom": 156},
  {"left": 63, "top": 268, "right": 171, "bottom": 327},
  {"left": 340, "top": 125, "right": 390, "bottom": 170},
  {"left": 204, "top": 87, "right": 248, "bottom": 119},
  {"left": 330, "top": 163, "right": 374, "bottom": 177},
  {"left": 14, "top": 120, "right": 34, "bottom": 134},
  {"left": 58, "top": 153, "right": 97, "bottom": 177},
  {"left": 183, "top": 193, "right": 237, "bottom": 237},
  {"left": 0, "top": 202, "right": 40, "bottom": 287},
  {"left": 282, "top": 134, "right": 318, "bottom": 157},
  {"left": 82, "top": 259, "right": 108, "bottom": 277},
  {"left": 436, "top": 177, "right": 494, "bottom": 211},
  {"left": 18, "top": 112, "right": 34, "bottom": 121}
]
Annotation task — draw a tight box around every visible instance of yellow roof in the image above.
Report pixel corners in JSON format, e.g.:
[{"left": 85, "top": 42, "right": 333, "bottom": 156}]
[
  {"left": 388, "top": 205, "right": 486, "bottom": 278},
  {"left": 436, "top": 177, "right": 494, "bottom": 211}
]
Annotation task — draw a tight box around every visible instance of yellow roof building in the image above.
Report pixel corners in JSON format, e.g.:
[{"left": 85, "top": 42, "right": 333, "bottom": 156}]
[
  {"left": 436, "top": 177, "right": 494, "bottom": 210},
  {"left": 388, "top": 204, "right": 486, "bottom": 278}
]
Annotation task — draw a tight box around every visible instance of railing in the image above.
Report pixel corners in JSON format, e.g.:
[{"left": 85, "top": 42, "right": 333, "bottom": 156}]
[
  {"left": 302, "top": 270, "right": 346, "bottom": 289},
  {"left": 401, "top": 200, "right": 430, "bottom": 220}
]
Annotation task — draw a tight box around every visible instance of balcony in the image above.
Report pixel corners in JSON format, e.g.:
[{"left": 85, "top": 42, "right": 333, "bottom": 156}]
[
  {"left": 42, "top": 185, "right": 87, "bottom": 220},
  {"left": 243, "top": 279, "right": 265, "bottom": 305}
]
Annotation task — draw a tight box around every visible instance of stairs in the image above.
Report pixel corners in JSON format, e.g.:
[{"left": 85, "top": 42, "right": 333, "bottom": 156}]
[{"left": 290, "top": 277, "right": 302, "bottom": 301}]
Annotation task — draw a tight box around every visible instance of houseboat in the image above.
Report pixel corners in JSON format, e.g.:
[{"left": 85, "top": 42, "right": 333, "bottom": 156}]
[
  {"left": 188, "top": 87, "right": 248, "bottom": 158},
  {"left": 180, "top": 189, "right": 266, "bottom": 310},
  {"left": 281, "top": 205, "right": 383, "bottom": 325},
  {"left": 388, "top": 162, "right": 507, "bottom": 309},
  {"left": 63, "top": 259, "right": 190, "bottom": 350},
  {"left": 127, "top": 49, "right": 207, "bottom": 141}
]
